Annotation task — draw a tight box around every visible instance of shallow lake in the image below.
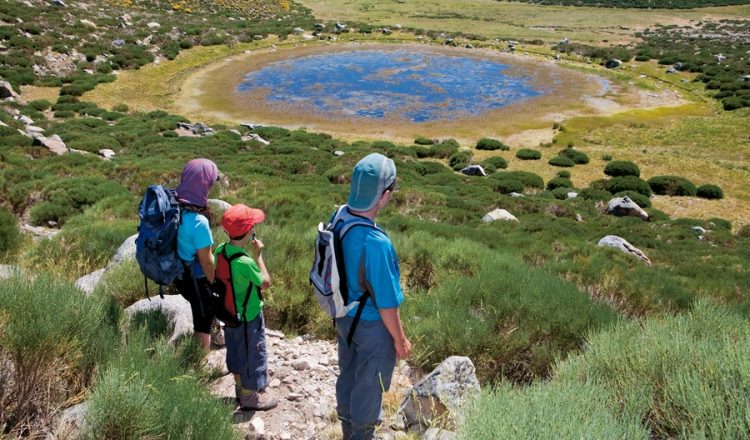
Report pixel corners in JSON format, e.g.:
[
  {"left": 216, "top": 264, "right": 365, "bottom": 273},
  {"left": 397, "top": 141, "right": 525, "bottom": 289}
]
[{"left": 237, "top": 48, "right": 546, "bottom": 123}]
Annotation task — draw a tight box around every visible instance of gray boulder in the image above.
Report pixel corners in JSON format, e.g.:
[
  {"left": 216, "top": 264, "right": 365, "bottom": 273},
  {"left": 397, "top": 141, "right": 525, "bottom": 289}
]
[
  {"left": 98, "top": 149, "right": 116, "bottom": 160},
  {"left": 0, "top": 264, "right": 16, "bottom": 280},
  {"left": 422, "top": 428, "right": 457, "bottom": 440},
  {"left": 597, "top": 235, "right": 651, "bottom": 265},
  {"left": 399, "top": 356, "right": 480, "bottom": 432},
  {"left": 292, "top": 27, "right": 305, "bottom": 35},
  {"left": 607, "top": 196, "right": 649, "bottom": 221},
  {"left": 75, "top": 268, "right": 106, "bottom": 296},
  {"left": 125, "top": 294, "right": 193, "bottom": 343},
  {"left": 51, "top": 402, "right": 87, "bottom": 440},
  {"left": 108, "top": 234, "right": 137, "bottom": 269},
  {"left": 605, "top": 59, "right": 622, "bottom": 69},
  {"left": 460, "top": 165, "right": 487, "bottom": 177},
  {"left": 0, "top": 79, "right": 19, "bottom": 100},
  {"left": 16, "top": 114, "right": 34, "bottom": 125},
  {"left": 482, "top": 208, "right": 518, "bottom": 223},
  {"left": 112, "top": 39, "right": 125, "bottom": 48},
  {"left": 34, "top": 134, "right": 69, "bottom": 155},
  {"left": 333, "top": 150, "right": 345, "bottom": 157}
]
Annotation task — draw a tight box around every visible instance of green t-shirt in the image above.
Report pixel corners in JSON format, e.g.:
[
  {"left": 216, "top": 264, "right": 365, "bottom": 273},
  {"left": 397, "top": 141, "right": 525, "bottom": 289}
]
[{"left": 214, "top": 243, "right": 264, "bottom": 322}]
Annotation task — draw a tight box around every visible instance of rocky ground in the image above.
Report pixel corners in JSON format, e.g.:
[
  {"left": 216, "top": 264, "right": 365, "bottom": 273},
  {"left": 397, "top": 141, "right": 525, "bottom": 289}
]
[{"left": 206, "top": 328, "right": 416, "bottom": 440}]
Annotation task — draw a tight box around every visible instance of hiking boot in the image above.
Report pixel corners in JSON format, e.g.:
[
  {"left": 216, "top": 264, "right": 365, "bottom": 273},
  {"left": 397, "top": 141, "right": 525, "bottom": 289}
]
[
  {"left": 239, "top": 389, "right": 278, "bottom": 411},
  {"left": 234, "top": 384, "right": 241, "bottom": 405}
]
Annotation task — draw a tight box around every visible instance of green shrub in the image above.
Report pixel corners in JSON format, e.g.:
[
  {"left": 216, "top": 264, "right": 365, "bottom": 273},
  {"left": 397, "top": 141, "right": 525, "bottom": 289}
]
[
  {"left": 647, "top": 175, "right": 697, "bottom": 196},
  {"left": 738, "top": 225, "right": 750, "bottom": 237},
  {"left": 549, "top": 156, "right": 575, "bottom": 167},
  {"left": 415, "top": 161, "right": 448, "bottom": 176},
  {"left": 556, "top": 170, "right": 571, "bottom": 179},
  {"left": 515, "top": 148, "right": 541, "bottom": 160},
  {"left": 578, "top": 188, "right": 612, "bottom": 201},
  {"left": 112, "top": 103, "right": 129, "bottom": 113},
  {"left": 696, "top": 184, "right": 724, "bottom": 200},
  {"left": 604, "top": 160, "right": 640, "bottom": 177},
  {"left": 0, "top": 275, "right": 117, "bottom": 433},
  {"left": 491, "top": 177, "right": 525, "bottom": 194},
  {"left": 614, "top": 190, "right": 651, "bottom": 208},
  {"left": 481, "top": 156, "right": 508, "bottom": 170},
  {"left": 0, "top": 206, "right": 20, "bottom": 255},
  {"left": 414, "top": 136, "right": 433, "bottom": 145},
  {"left": 28, "top": 99, "right": 51, "bottom": 111},
  {"left": 606, "top": 176, "right": 652, "bottom": 197},
  {"left": 476, "top": 138, "right": 509, "bottom": 151},
  {"left": 501, "top": 171, "right": 545, "bottom": 189},
  {"left": 54, "top": 109, "right": 75, "bottom": 118},
  {"left": 552, "top": 187, "right": 574, "bottom": 200},
  {"left": 602, "top": 154, "right": 613, "bottom": 161},
  {"left": 449, "top": 151, "right": 471, "bottom": 171},
  {"left": 559, "top": 147, "right": 589, "bottom": 164},
  {"left": 546, "top": 177, "right": 573, "bottom": 191}
]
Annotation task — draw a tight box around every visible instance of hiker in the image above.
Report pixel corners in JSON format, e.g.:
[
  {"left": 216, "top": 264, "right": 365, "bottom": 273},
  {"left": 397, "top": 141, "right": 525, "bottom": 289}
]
[
  {"left": 173, "top": 158, "right": 220, "bottom": 350},
  {"left": 216, "top": 204, "right": 278, "bottom": 411},
  {"left": 335, "top": 153, "right": 412, "bottom": 440}
]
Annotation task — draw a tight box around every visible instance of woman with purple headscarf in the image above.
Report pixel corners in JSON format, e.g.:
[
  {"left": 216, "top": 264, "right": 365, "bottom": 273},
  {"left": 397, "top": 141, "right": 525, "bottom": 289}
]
[{"left": 174, "top": 158, "right": 220, "bottom": 349}]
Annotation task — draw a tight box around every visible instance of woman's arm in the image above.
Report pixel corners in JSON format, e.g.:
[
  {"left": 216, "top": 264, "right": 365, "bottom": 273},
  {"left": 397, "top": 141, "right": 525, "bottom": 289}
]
[{"left": 196, "top": 246, "right": 215, "bottom": 283}]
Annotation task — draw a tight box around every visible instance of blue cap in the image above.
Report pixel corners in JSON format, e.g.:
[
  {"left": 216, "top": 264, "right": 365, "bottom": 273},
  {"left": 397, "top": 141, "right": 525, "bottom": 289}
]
[{"left": 347, "top": 153, "right": 397, "bottom": 211}]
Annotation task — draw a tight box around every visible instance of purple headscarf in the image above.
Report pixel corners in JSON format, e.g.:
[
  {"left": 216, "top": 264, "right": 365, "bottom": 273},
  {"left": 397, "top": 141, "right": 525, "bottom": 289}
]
[{"left": 175, "top": 158, "right": 218, "bottom": 208}]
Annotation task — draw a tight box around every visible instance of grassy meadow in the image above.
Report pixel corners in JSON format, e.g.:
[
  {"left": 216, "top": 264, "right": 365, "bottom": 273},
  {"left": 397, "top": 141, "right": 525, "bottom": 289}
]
[{"left": 1, "top": 0, "right": 750, "bottom": 437}]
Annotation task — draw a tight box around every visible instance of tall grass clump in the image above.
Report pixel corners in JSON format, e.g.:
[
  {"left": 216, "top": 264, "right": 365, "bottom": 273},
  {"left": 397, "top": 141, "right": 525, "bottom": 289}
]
[
  {"left": 457, "top": 382, "right": 646, "bottom": 440},
  {"left": 554, "top": 300, "right": 750, "bottom": 438},
  {"left": 403, "top": 240, "right": 618, "bottom": 382},
  {"left": 0, "top": 206, "right": 21, "bottom": 257},
  {"left": 0, "top": 275, "right": 118, "bottom": 435},
  {"left": 85, "top": 327, "right": 239, "bottom": 440}
]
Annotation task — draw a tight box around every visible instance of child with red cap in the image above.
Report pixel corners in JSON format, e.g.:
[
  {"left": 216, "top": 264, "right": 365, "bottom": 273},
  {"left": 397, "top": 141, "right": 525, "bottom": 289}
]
[{"left": 216, "top": 203, "right": 278, "bottom": 411}]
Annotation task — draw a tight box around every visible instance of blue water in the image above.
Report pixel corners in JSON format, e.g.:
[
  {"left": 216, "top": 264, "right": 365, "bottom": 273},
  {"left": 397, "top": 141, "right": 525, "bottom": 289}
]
[{"left": 237, "top": 49, "right": 545, "bottom": 123}]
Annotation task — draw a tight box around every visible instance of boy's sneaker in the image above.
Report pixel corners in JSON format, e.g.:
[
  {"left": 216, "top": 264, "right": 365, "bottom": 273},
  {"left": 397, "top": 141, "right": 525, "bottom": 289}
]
[{"left": 239, "top": 389, "right": 278, "bottom": 411}]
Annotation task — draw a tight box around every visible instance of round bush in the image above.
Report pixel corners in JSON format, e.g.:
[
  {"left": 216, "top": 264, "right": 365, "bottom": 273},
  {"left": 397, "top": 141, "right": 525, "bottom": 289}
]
[
  {"left": 737, "top": 225, "right": 750, "bottom": 237},
  {"left": 696, "top": 184, "right": 724, "bottom": 200},
  {"left": 415, "top": 161, "right": 448, "bottom": 176},
  {"left": 449, "top": 151, "right": 471, "bottom": 171},
  {"left": 613, "top": 191, "right": 651, "bottom": 208},
  {"left": 499, "top": 171, "right": 544, "bottom": 189},
  {"left": 552, "top": 187, "right": 574, "bottom": 200},
  {"left": 476, "top": 138, "right": 509, "bottom": 151},
  {"left": 549, "top": 156, "right": 575, "bottom": 167},
  {"left": 482, "top": 156, "right": 508, "bottom": 170},
  {"left": 414, "top": 136, "right": 433, "bottom": 145},
  {"left": 491, "top": 177, "right": 525, "bottom": 194},
  {"left": 28, "top": 99, "right": 51, "bottom": 111},
  {"left": 606, "top": 176, "right": 652, "bottom": 197},
  {"left": 546, "top": 177, "right": 573, "bottom": 191},
  {"left": 516, "top": 149, "right": 541, "bottom": 160},
  {"left": 559, "top": 147, "right": 589, "bottom": 164},
  {"left": 647, "top": 175, "right": 697, "bottom": 196},
  {"left": 604, "top": 160, "right": 640, "bottom": 177},
  {"left": 0, "top": 207, "right": 21, "bottom": 254},
  {"left": 556, "top": 170, "right": 571, "bottom": 179},
  {"left": 602, "top": 154, "right": 613, "bottom": 161},
  {"left": 54, "top": 110, "right": 75, "bottom": 119},
  {"left": 578, "top": 188, "right": 612, "bottom": 202}
]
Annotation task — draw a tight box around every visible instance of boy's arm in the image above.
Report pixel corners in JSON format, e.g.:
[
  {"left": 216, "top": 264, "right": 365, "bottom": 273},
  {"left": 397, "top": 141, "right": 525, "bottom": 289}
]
[
  {"left": 379, "top": 307, "right": 411, "bottom": 359},
  {"left": 251, "top": 238, "right": 271, "bottom": 289}
]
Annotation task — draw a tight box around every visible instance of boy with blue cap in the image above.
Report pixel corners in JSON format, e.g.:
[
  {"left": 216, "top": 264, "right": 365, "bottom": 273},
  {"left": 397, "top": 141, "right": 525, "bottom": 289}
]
[{"left": 335, "top": 153, "right": 412, "bottom": 440}]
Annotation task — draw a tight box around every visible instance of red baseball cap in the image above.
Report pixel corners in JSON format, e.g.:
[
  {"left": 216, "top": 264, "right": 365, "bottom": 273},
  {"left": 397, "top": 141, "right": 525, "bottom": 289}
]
[{"left": 221, "top": 204, "right": 265, "bottom": 238}]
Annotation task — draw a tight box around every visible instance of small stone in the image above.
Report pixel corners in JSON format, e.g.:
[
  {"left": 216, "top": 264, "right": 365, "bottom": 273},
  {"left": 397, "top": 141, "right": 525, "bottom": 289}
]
[
  {"left": 333, "top": 150, "right": 345, "bottom": 156},
  {"left": 292, "top": 359, "right": 312, "bottom": 370},
  {"left": 287, "top": 393, "right": 303, "bottom": 401},
  {"left": 269, "top": 378, "right": 281, "bottom": 388}
]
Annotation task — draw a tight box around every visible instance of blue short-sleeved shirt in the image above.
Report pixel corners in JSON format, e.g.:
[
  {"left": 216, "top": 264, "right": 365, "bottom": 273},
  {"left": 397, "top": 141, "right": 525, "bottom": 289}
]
[
  {"left": 177, "top": 210, "right": 213, "bottom": 278},
  {"left": 339, "top": 213, "right": 403, "bottom": 321}
]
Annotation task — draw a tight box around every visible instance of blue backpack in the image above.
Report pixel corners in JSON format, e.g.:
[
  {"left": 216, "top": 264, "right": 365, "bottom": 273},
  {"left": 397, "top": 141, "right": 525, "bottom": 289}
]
[{"left": 135, "top": 185, "right": 183, "bottom": 298}]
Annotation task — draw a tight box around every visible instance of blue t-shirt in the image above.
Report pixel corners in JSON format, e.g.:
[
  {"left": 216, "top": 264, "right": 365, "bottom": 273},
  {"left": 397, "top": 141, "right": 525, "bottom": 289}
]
[
  {"left": 177, "top": 210, "right": 213, "bottom": 278},
  {"left": 339, "top": 214, "right": 403, "bottom": 321}
]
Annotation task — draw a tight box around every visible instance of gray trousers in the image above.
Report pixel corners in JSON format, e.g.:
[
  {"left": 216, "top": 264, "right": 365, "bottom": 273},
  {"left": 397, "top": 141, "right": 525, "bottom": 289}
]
[{"left": 335, "top": 315, "right": 397, "bottom": 440}]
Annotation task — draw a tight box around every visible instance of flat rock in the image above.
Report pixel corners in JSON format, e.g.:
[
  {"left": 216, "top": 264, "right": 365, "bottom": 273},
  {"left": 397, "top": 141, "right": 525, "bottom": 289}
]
[
  {"left": 597, "top": 235, "right": 651, "bottom": 265},
  {"left": 74, "top": 268, "right": 105, "bottom": 295},
  {"left": 125, "top": 294, "right": 193, "bottom": 343},
  {"left": 98, "top": 149, "right": 116, "bottom": 160},
  {"left": 606, "top": 196, "right": 649, "bottom": 221},
  {"left": 34, "top": 134, "right": 68, "bottom": 155},
  {"left": 482, "top": 208, "right": 518, "bottom": 223},
  {"left": 107, "top": 234, "right": 137, "bottom": 269}
]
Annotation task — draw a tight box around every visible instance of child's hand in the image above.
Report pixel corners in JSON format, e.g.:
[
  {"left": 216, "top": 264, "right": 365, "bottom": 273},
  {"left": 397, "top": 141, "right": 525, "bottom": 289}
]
[{"left": 251, "top": 238, "right": 265, "bottom": 257}]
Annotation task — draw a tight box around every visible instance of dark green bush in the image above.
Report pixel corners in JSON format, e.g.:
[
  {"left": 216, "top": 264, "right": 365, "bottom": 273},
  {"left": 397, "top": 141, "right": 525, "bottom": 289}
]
[
  {"left": 449, "top": 151, "right": 471, "bottom": 171},
  {"left": 0, "top": 207, "right": 20, "bottom": 254},
  {"left": 578, "top": 188, "right": 612, "bottom": 201},
  {"left": 552, "top": 187, "right": 574, "bottom": 199},
  {"left": 602, "top": 154, "right": 613, "bottom": 161},
  {"left": 549, "top": 156, "right": 575, "bottom": 167},
  {"left": 492, "top": 177, "right": 525, "bottom": 194},
  {"left": 415, "top": 161, "right": 448, "bottom": 176},
  {"left": 481, "top": 156, "right": 508, "bottom": 170},
  {"left": 696, "top": 184, "right": 724, "bottom": 200},
  {"left": 556, "top": 170, "right": 571, "bottom": 179},
  {"left": 614, "top": 190, "right": 651, "bottom": 208},
  {"left": 112, "top": 103, "right": 129, "bottom": 113},
  {"left": 54, "top": 110, "right": 75, "bottom": 118},
  {"left": 28, "top": 99, "right": 51, "bottom": 111},
  {"left": 606, "top": 176, "right": 652, "bottom": 197},
  {"left": 414, "top": 136, "right": 433, "bottom": 145},
  {"left": 516, "top": 148, "right": 542, "bottom": 160},
  {"left": 476, "top": 138, "right": 509, "bottom": 151},
  {"left": 559, "top": 147, "right": 590, "bottom": 164},
  {"left": 604, "top": 160, "right": 640, "bottom": 177},
  {"left": 738, "top": 225, "right": 750, "bottom": 238},
  {"left": 501, "top": 171, "right": 545, "bottom": 189},
  {"left": 647, "top": 175, "right": 697, "bottom": 196},
  {"left": 547, "top": 177, "right": 573, "bottom": 191}
]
